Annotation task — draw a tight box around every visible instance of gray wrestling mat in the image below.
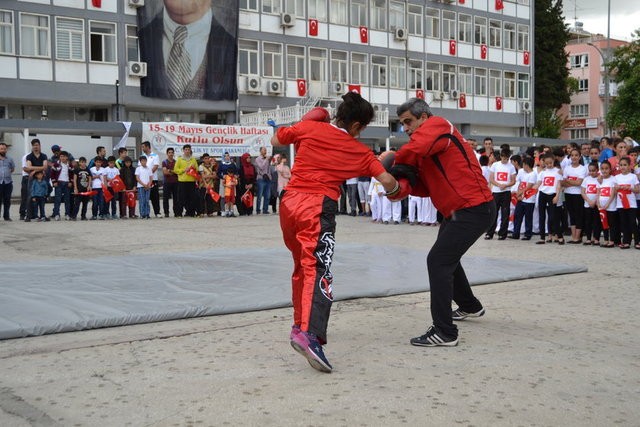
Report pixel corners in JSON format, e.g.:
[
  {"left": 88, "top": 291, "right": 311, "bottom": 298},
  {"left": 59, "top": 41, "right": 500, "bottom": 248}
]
[{"left": 0, "top": 245, "right": 586, "bottom": 339}]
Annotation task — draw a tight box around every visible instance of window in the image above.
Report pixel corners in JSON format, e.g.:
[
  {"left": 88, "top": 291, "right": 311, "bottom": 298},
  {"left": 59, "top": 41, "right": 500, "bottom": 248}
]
[
  {"left": 578, "top": 79, "right": 589, "bottom": 92},
  {"left": 442, "top": 64, "right": 456, "bottom": 93},
  {"left": 570, "top": 54, "right": 589, "bottom": 68},
  {"left": 262, "top": 0, "right": 281, "bottom": 14},
  {"left": 408, "top": 4, "right": 422, "bottom": 36},
  {"left": 20, "top": 13, "right": 49, "bottom": 57},
  {"left": 350, "top": 0, "right": 367, "bottom": 27},
  {"left": 518, "top": 73, "right": 529, "bottom": 99},
  {"left": 489, "top": 19, "right": 501, "bottom": 48},
  {"left": 330, "top": 50, "right": 347, "bottom": 82},
  {"left": 459, "top": 66, "right": 472, "bottom": 94},
  {"left": 239, "top": 39, "right": 258, "bottom": 75},
  {"left": 262, "top": 42, "right": 283, "bottom": 78},
  {"left": 370, "top": 0, "right": 387, "bottom": 31},
  {"left": 389, "top": 56, "right": 405, "bottom": 89},
  {"left": 517, "top": 24, "right": 529, "bottom": 51},
  {"left": 504, "top": 71, "right": 516, "bottom": 98},
  {"left": 89, "top": 21, "right": 116, "bottom": 63},
  {"left": 330, "top": 0, "right": 347, "bottom": 24},
  {"left": 426, "top": 8, "right": 440, "bottom": 39},
  {"left": 474, "top": 68, "right": 487, "bottom": 96},
  {"left": 458, "top": 14, "right": 472, "bottom": 43},
  {"left": 503, "top": 22, "right": 516, "bottom": 50},
  {"left": 489, "top": 69, "right": 502, "bottom": 97},
  {"left": 240, "top": 0, "right": 258, "bottom": 11},
  {"left": 409, "top": 59, "right": 423, "bottom": 89},
  {"left": 570, "top": 129, "right": 589, "bottom": 139},
  {"left": 426, "top": 62, "right": 441, "bottom": 92},
  {"left": 56, "top": 17, "right": 84, "bottom": 61},
  {"left": 126, "top": 24, "right": 138, "bottom": 62},
  {"left": 371, "top": 54, "right": 387, "bottom": 87},
  {"left": 287, "top": 45, "right": 305, "bottom": 79},
  {"left": 0, "top": 10, "right": 14, "bottom": 55},
  {"left": 351, "top": 52, "right": 368, "bottom": 84},
  {"left": 570, "top": 104, "right": 589, "bottom": 118},
  {"left": 389, "top": 1, "right": 405, "bottom": 30},
  {"left": 309, "top": 47, "right": 327, "bottom": 81},
  {"left": 474, "top": 16, "right": 486, "bottom": 45},
  {"left": 285, "top": 0, "right": 305, "bottom": 17},
  {"left": 517, "top": 0, "right": 530, "bottom": 4},
  {"left": 442, "top": 11, "right": 456, "bottom": 40},
  {"left": 309, "top": 0, "right": 327, "bottom": 21}
]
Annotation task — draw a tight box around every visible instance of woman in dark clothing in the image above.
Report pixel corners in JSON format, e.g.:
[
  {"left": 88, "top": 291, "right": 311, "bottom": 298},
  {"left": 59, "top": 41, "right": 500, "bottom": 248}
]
[{"left": 236, "top": 152, "right": 256, "bottom": 216}]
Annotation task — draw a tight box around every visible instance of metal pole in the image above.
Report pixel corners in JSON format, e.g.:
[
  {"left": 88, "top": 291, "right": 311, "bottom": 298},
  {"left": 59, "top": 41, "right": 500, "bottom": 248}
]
[
  {"left": 115, "top": 80, "right": 120, "bottom": 122},
  {"left": 605, "top": 0, "right": 611, "bottom": 136},
  {"left": 587, "top": 42, "right": 608, "bottom": 137}
]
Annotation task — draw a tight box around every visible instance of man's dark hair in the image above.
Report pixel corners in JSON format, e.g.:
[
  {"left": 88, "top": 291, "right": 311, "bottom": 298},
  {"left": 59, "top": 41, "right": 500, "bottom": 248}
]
[
  {"left": 118, "top": 147, "right": 128, "bottom": 154},
  {"left": 183, "top": 144, "right": 192, "bottom": 150},
  {"left": 484, "top": 137, "right": 493, "bottom": 144},
  {"left": 141, "top": 141, "right": 151, "bottom": 148},
  {"left": 336, "top": 92, "right": 375, "bottom": 128},
  {"left": 601, "top": 137, "right": 612, "bottom": 146},
  {"left": 166, "top": 147, "right": 174, "bottom": 154},
  {"left": 96, "top": 146, "right": 105, "bottom": 154},
  {"left": 396, "top": 98, "right": 433, "bottom": 119},
  {"left": 0, "top": 142, "right": 7, "bottom": 148},
  {"left": 31, "top": 139, "right": 41, "bottom": 146}
]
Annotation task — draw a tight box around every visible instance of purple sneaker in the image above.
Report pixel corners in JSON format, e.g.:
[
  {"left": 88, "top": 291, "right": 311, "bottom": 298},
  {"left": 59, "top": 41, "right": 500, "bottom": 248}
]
[
  {"left": 290, "top": 324, "right": 301, "bottom": 340},
  {"left": 290, "top": 331, "right": 333, "bottom": 373}
]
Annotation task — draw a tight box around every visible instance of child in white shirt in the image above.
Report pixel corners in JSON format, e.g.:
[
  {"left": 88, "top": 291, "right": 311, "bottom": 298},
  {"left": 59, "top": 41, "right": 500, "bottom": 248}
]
[
  {"left": 135, "top": 156, "right": 154, "bottom": 219},
  {"left": 614, "top": 157, "right": 640, "bottom": 248}
]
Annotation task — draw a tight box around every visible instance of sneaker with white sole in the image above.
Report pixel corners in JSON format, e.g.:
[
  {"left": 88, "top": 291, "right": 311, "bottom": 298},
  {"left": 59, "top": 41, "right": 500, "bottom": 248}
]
[
  {"left": 452, "top": 307, "right": 485, "bottom": 321},
  {"left": 290, "top": 331, "right": 332, "bottom": 373},
  {"left": 289, "top": 324, "right": 301, "bottom": 340},
  {"left": 410, "top": 326, "right": 458, "bottom": 347}
]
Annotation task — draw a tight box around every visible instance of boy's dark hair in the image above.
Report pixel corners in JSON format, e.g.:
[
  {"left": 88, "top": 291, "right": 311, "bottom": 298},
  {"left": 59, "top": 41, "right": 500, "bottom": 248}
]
[
  {"left": 94, "top": 156, "right": 103, "bottom": 162},
  {"left": 479, "top": 155, "right": 489, "bottom": 166},
  {"left": 511, "top": 154, "right": 522, "bottom": 166},
  {"left": 500, "top": 148, "right": 511, "bottom": 158},
  {"left": 141, "top": 141, "right": 151, "bottom": 148},
  {"left": 523, "top": 156, "right": 535, "bottom": 169},
  {"left": 601, "top": 160, "right": 611, "bottom": 168},
  {"left": 59, "top": 151, "right": 69, "bottom": 157},
  {"left": 138, "top": 155, "right": 147, "bottom": 161},
  {"left": 123, "top": 156, "right": 132, "bottom": 163},
  {"left": 31, "top": 139, "right": 41, "bottom": 146},
  {"left": 619, "top": 156, "right": 631, "bottom": 165},
  {"left": 118, "top": 147, "right": 128, "bottom": 154},
  {"left": 96, "top": 146, "right": 105, "bottom": 154},
  {"left": 337, "top": 92, "right": 375, "bottom": 128},
  {"left": 166, "top": 147, "right": 174, "bottom": 154},
  {"left": 183, "top": 144, "right": 192, "bottom": 150},
  {"left": 107, "top": 156, "right": 116, "bottom": 162},
  {"left": 629, "top": 146, "right": 640, "bottom": 155},
  {"left": 588, "top": 161, "right": 599, "bottom": 170},
  {"left": 78, "top": 156, "right": 86, "bottom": 162}
]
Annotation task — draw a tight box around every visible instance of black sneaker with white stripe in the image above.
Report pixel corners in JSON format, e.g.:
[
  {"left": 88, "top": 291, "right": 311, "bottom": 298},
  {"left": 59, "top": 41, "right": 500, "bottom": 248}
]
[
  {"left": 410, "top": 326, "right": 458, "bottom": 347},
  {"left": 451, "top": 307, "right": 485, "bottom": 321}
]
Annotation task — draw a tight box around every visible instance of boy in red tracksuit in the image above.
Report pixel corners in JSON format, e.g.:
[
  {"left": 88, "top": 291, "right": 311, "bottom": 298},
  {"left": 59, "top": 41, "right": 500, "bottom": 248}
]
[
  {"left": 388, "top": 98, "right": 495, "bottom": 347},
  {"left": 271, "top": 93, "right": 398, "bottom": 373}
]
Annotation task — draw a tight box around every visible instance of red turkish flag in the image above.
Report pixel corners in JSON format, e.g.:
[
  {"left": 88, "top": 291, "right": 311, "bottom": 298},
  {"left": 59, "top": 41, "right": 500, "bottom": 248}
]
[
  {"left": 348, "top": 84, "right": 361, "bottom": 94},
  {"left": 416, "top": 89, "right": 425, "bottom": 100},
  {"left": 523, "top": 50, "right": 530, "bottom": 65},
  {"left": 586, "top": 184, "right": 597, "bottom": 194},
  {"left": 208, "top": 188, "right": 221, "bottom": 203},
  {"left": 459, "top": 93, "right": 467, "bottom": 108},
  {"left": 524, "top": 188, "right": 537, "bottom": 199},
  {"left": 496, "top": 172, "right": 508, "bottom": 182},
  {"left": 126, "top": 191, "right": 136, "bottom": 208},
  {"left": 102, "top": 183, "right": 113, "bottom": 202},
  {"left": 359, "top": 26, "right": 368, "bottom": 43},
  {"left": 449, "top": 39, "right": 457, "bottom": 56},
  {"left": 309, "top": 19, "right": 318, "bottom": 36},
  {"left": 618, "top": 187, "right": 632, "bottom": 209},
  {"left": 511, "top": 193, "right": 518, "bottom": 206},
  {"left": 600, "top": 187, "right": 611, "bottom": 197},
  {"left": 496, "top": 0, "right": 504, "bottom": 10},
  {"left": 109, "top": 176, "right": 125, "bottom": 193},
  {"left": 459, "top": 0, "right": 465, "bottom": 3},
  {"left": 296, "top": 79, "right": 307, "bottom": 97},
  {"left": 496, "top": 96, "right": 503, "bottom": 110},
  {"left": 481, "top": 44, "right": 487, "bottom": 59},
  {"left": 599, "top": 209, "right": 609, "bottom": 230},
  {"left": 92, "top": 0, "right": 101, "bottom": 7},
  {"left": 543, "top": 176, "right": 555, "bottom": 187}
]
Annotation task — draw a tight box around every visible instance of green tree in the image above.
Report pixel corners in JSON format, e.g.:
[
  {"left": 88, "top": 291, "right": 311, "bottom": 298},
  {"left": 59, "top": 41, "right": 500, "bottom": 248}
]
[
  {"left": 607, "top": 29, "right": 640, "bottom": 137},
  {"left": 533, "top": 0, "right": 571, "bottom": 138}
]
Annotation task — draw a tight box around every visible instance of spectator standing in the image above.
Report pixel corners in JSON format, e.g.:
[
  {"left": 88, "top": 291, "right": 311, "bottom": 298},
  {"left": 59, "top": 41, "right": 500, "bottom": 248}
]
[
  {"left": 198, "top": 153, "right": 218, "bottom": 216},
  {"left": 562, "top": 149, "right": 587, "bottom": 243},
  {"left": 136, "top": 156, "right": 154, "bottom": 219},
  {"left": 356, "top": 175, "right": 370, "bottom": 216},
  {"left": 345, "top": 177, "right": 359, "bottom": 216},
  {"left": 0, "top": 142, "right": 15, "bottom": 221},
  {"left": 103, "top": 156, "right": 120, "bottom": 219},
  {"left": 581, "top": 162, "right": 602, "bottom": 245},
  {"left": 276, "top": 156, "right": 291, "bottom": 204},
  {"left": 486, "top": 148, "right": 516, "bottom": 240},
  {"left": 29, "top": 170, "right": 49, "bottom": 222},
  {"left": 162, "top": 147, "right": 178, "bottom": 217},
  {"left": 141, "top": 141, "right": 162, "bottom": 217},
  {"left": 269, "top": 154, "right": 280, "bottom": 214},
  {"left": 23, "top": 139, "right": 49, "bottom": 221},
  {"left": 223, "top": 171, "right": 238, "bottom": 217},
  {"left": 88, "top": 146, "right": 107, "bottom": 169},
  {"left": 599, "top": 137, "right": 615, "bottom": 163},
  {"left": 119, "top": 156, "right": 137, "bottom": 219},
  {"left": 236, "top": 152, "right": 256, "bottom": 216},
  {"left": 534, "top": 154, "right": 563, "bottom": 244},
  {"left": 71, "top": 157, "right": 91, "bottom": 221},
  {"left": 89, "top": 157, "right": 106, "bottom": 220},
  {"left": 173, "top": 144, "right": 199, "bottom": 217},
  {"left": 115, "top": 147, "right": 128, "bottom": 169},
  {"left": 597, "top": 161, "right": 618, "bottom": 248},
  {"left": 218, "top": 151, "right": 238, "bottom": 210},
  {"left": 50, "top": 151, "right": 72, "bottom": 221},
  {"left": 253, "top": 146, "right": 271, "bottom": 214},
  {"left": 614, "top": 157, "right": 640, "bottom": 249}
]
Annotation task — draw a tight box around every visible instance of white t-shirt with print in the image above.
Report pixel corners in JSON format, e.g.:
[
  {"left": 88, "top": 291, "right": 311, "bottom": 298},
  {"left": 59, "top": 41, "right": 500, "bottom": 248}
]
[
  {"left": 598, "top": 176, "right": 617, "bottom": 212},
  {"left": 581, "top": 175, "right": 599, "bottom": 208},
  {"left": 521, "top": 170, "right": 538, "bottom": 204},
  {"left": 90, "top": 167, "right": 105, "bottom": 189},
  {"left": 489, "top": 161, "right": 516, "bottom": 193},
  {"left": 614, "top": 173, "right": 639, "bottom": 209},
  {"left": 537, "top": 168, "right": 562, "bottom": 195},
  {"left": 135, "top": 165, "right": 154, "bottom": 187},
  {"left": 563, "top": 164, "right": 587, "bottom": 195}
]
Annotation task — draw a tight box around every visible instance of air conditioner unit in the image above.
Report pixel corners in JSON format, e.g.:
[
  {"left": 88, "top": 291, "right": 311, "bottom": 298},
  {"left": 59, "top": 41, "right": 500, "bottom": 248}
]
[
  {"left": 246, "top": 75, "right": 261, "bottom": 92},
  {"left": 280, "top": 13, "right": 296, "bottom": 27},
  {"left": 521, "top": 101, "right": 532, "bottom": 112},
  {"left": 394, "top": 28, "right": 408, "bottom": 41},
  {"left": 450, "top": 89, "right": 460, "bottom": 99},
  {"left": 437, "top": 91, "right": 446, "bottom": 100},
  {"left": 128, "top": 61, "right": 147, "bottom": 77},
  {"left": 329, "top": 81, "right": 345, "bottom": 95},
  {"left": 128, "top": 0, "right": 144, "bottom": 7},
  {"left": 267, "top": 80, "right": 284, "bottom": 94}
]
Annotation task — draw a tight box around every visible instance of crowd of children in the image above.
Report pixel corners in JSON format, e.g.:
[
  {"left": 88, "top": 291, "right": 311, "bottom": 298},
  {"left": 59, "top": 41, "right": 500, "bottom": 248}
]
[{"left": 481, "top": 136, "right": 640, "bottom": 249}]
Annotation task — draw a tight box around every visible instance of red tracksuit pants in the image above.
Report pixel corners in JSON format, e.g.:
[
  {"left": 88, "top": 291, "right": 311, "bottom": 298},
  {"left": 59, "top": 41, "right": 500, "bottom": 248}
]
[{"left": 280, "top": 190, "right": 337, "bottom": 344}]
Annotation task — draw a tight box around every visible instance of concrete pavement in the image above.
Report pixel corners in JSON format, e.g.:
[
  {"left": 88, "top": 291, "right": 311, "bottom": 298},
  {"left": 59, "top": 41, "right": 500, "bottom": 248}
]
[{"left": 0, "top": 205, "right": 638, "bottom": 426}]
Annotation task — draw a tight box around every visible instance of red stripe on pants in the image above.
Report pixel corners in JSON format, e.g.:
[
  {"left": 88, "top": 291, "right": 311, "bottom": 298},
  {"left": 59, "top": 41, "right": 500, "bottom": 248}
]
[{"left": 280, "top": 190, "right": 337, "bottom": 344}]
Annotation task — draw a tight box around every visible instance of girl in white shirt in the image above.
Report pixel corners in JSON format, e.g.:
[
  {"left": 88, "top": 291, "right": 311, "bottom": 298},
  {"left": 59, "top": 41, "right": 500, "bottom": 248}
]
[
  {"left": 614, "top": 157, "right": 640, "bottom": 248},
  {"left": 581, "top": 162, "right": 601, "bottom": 245},
  {"left": 597, "top": 161, "right": 618, "bottom": 248},
  {"left": 534, "top": 153, "right": 563, "bottom": 244},
  {"left": 562, "top": 149, "right": 587, "bottom": 243}
]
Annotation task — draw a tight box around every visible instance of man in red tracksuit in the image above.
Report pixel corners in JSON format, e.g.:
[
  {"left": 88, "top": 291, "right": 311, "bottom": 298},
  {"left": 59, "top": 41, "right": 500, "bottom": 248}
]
[
  {"left": 388, "top": 98, "right": 495, "bottom": 347},
  {"left": 271, "top": 93, "right": 399, "bottom": 373}
]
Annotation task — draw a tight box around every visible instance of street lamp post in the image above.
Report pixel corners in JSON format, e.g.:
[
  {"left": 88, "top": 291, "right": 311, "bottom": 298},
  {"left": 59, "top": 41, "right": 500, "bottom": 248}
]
[{"left": 587, "top": 42, "right": 609, "bottom": 137}]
